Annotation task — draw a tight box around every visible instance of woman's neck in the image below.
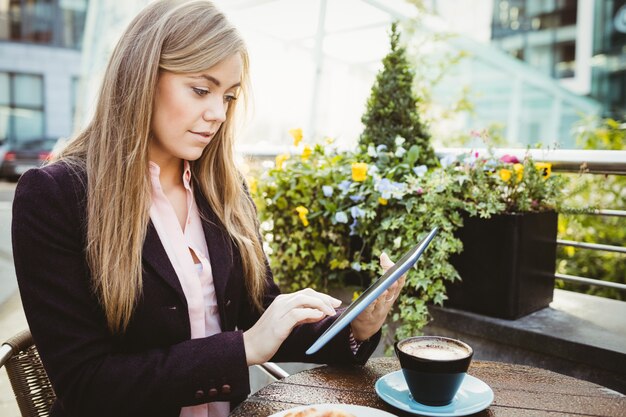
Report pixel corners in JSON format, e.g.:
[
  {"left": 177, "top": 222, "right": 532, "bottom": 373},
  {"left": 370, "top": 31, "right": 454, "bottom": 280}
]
[{"left": 152, "top": 157, "right": 184, "bottom": 192}]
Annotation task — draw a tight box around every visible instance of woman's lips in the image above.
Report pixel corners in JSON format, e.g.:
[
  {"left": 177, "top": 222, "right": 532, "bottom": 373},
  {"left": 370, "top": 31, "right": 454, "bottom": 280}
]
[
  {"left": 190, "top": 131, "right": 214, "bottom": 137},
  {"left": 189, "top": 131, "right": 215, "bottom": 142}
]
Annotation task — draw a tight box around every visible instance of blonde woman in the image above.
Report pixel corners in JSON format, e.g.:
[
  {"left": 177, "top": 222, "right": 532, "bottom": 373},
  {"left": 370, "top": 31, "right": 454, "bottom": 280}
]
[{"left": 11, "top": 1, "right": 404, "bottom": 417}]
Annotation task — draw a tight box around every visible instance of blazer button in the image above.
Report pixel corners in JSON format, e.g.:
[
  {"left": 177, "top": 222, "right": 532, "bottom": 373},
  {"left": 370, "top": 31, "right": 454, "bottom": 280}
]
[
  {"left": 194, "top": 390, "right": 204, "bottom": 399},
  {"left": 208, "top": 388, "right": 219, "bottom": 397},
  {"left": 225, "top": 299, "right": 231, "bottom": 307},
  {"left": 221, "top": 384, "right": 231, "bottom": 394}
]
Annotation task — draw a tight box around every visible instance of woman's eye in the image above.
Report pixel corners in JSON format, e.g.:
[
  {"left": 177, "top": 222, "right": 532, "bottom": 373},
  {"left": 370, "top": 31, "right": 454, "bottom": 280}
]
[
  {"left": 192, "top": 87, "right": 209, "bottom": 96},
  {"left": 224, "top": 95, "right": 237, "bottom": 103}
]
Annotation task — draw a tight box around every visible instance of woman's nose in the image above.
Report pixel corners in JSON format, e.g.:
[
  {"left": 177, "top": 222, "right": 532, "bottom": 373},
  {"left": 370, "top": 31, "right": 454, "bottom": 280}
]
[{"left": 202, "top": 98, "right": 227, "bottom": 123}]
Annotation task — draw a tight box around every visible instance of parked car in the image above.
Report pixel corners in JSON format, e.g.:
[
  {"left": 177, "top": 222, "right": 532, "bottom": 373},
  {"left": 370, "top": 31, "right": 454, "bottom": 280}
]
[{"left": 0, "top": 138, "right": 59, "bottom": 181}]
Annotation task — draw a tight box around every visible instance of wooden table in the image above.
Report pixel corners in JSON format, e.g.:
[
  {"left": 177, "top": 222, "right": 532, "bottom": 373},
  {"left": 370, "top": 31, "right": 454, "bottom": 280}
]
[{"left": 231, "top": 357, "right": 626, "bottom": 416}]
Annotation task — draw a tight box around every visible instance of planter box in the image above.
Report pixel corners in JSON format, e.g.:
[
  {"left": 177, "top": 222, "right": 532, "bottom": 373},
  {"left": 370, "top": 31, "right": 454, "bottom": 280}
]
[{"left": 446, "top": 212, "right": 558, "bottom": 319}]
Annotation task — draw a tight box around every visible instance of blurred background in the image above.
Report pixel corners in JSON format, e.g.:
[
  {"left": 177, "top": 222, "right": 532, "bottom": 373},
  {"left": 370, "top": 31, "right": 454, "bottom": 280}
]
[{"left": 1, "top": 0, "right": 624, "bottom": 154}]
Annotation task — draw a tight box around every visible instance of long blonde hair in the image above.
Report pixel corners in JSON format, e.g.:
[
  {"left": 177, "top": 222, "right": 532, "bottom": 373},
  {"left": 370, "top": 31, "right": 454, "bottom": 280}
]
[{"left": 56, "top": 0, "right": 266, "bottom": 333}]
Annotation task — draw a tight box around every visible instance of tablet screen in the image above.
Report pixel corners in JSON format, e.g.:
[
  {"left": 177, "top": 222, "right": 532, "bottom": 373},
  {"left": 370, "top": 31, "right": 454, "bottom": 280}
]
[{"left": 305, "top": 227, "right": 439, "bottom": 355}]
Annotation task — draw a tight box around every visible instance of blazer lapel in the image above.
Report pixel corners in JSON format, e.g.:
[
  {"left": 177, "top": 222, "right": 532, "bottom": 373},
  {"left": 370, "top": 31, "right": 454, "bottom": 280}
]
[
  {"left": 142, "top": 220, "right": 187, "bottom": 304},
  {"left": 195, "top": 190, "right": 233, "bottom": 310}
]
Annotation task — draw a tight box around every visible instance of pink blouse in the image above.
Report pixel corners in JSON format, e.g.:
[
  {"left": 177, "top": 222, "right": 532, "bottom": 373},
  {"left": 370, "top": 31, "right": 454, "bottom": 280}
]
[{"left": 149, "top": 161, "right": 229, "bottom": 417}]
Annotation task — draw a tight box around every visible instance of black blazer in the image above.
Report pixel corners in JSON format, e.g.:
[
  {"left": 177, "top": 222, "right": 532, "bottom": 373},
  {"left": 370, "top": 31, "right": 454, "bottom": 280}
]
[{"left": 11, "top": 162, "right": 380, "bottom": 417}]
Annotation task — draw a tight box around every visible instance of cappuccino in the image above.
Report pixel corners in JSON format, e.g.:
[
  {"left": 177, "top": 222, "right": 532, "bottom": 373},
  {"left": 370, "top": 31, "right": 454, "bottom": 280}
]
[{"left": 399, "top": 339, "right": 470, "bottom": 361}]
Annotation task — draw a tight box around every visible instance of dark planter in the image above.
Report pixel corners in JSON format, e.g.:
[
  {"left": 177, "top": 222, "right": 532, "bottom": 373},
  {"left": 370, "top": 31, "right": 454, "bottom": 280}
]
[{"left": 446, "top": 211, "right": 558, "bottom": 319}]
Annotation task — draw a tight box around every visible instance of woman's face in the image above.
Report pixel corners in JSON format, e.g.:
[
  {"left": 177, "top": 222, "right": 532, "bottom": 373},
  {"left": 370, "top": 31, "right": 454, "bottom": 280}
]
[{"left": 150, "top": 53, "right": 243, "bottom": 167}]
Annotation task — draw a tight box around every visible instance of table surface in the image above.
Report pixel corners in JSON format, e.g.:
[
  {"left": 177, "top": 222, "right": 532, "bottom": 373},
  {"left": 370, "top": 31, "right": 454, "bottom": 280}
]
[{"left": 231, "top": 357, "right": 626, "bottom": 416}]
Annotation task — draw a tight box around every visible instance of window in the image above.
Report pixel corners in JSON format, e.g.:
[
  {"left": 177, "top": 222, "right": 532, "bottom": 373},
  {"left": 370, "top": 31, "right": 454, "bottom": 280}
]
[
  {"left": 0, "top": 0, "right": 87, "bottom": 49},
  {"left": 0, "top": 72, "right": 44, "bottom": 144}
]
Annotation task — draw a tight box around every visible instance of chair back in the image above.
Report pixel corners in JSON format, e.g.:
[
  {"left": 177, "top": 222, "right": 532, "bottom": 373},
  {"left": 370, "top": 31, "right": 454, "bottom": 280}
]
[{"left": 0, "top": 330, "right": 56, "bottom": 417}]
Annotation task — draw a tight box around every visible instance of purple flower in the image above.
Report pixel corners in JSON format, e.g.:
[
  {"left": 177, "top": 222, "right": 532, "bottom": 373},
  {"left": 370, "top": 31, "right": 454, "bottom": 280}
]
[
  {"left": 322, "top": 185, "right": 333, "bottom": 197},
  {"left": 349, "top": 219, "right": 358, "bottom": 235},
  {"left": 500, "top": 154, "right": 520, "bottom": 164},
  {"left": 351, "top": 262, "right": 362, "bottom": 271},
  {"left": 416, "top": 187, "right": 424, "bottom": 195},
  {"left": 351, "top": 206, "right": 365, "bottom": 218},
  {"left": 376, "top": 144, "right": 388, "bottom": 153},
  {"left": 349, "top": 195, "right": 364, "bottom": 202},
  {"left": 338, "top": 180, "right": 352, "bottom": 193}
]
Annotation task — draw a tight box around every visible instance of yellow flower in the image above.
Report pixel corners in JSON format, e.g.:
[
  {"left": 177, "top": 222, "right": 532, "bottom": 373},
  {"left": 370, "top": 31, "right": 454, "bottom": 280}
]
[
  {"left": 535, "top": 162, "right": 552, "bottom": 179},
  {"left": 513, "top": 163, "right": 524, "bottom": 182},
  {"left": 325, "top": 136, "right": 335, "bottom": 145},
  {"left": 499, "top": 169, "right": 512, "bottom": 182},
  {"left": 247, "top": 176, "right": 257, "bottom": 195},
  {"left": 351, "top": 162, "right": 368, "bottom": 182},
  {"left": 565, "top": 246, "right": 575, "bottom": 257},
  {"left": 301, "top": 145, "right": 312, "bottom": 161},
  {"left": 352, "top": 291, "right": 362, "bottom": 301},
  {"left": 295, "top": 206, "right": 309, "bottom": 227},
  {"left": 275, "top": 154, "right": 289, "bottom": 170},
  {"left": 289, "top": 128, "right": 303, "bottom": 146},
  {"left": 378, "top": 197, "right": 388, "bottom": 205}
]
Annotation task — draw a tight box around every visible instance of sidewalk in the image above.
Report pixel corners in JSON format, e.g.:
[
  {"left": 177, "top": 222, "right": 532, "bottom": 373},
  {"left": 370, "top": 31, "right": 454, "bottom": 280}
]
[{"left": 0, "top": 291, "right": 28, "bottom": 417}]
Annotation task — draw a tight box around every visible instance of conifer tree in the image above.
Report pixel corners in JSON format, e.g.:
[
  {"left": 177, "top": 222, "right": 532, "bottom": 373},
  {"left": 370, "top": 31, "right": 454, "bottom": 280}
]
[{"left": 359, "top": 22, "right": 436, "bottom": 167}]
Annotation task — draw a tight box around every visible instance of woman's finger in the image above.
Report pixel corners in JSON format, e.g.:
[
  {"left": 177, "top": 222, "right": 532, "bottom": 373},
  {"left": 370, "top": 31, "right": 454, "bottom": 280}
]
[
  {"left": 278, "top": 293, "right": 337, "bottom": 317},
  {"left": 380, "top": 252, "right": 394, "bottom": 271}
]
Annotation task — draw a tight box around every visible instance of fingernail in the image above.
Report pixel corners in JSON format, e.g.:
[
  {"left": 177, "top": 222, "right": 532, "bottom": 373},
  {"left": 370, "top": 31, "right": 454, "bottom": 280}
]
[{"left": 330, "top": 297, "right": 342, "bottom": 307}]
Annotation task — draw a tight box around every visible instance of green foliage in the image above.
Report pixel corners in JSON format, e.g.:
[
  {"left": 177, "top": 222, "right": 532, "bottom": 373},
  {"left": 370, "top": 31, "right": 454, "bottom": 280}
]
[
  {"left": 556, "top": 117, "right": 626, "bottom": 300},
  {"left": 254, "top": 133, "right": 567, "bottom": 340},
  {"left": 358, "top": 22, "right": 437, "bottom": 167}
]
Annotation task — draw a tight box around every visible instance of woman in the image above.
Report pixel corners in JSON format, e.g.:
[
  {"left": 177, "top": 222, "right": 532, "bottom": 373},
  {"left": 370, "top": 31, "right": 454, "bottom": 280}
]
[{"left": 11, "top": 1, "right": 404, "bottom": 417}]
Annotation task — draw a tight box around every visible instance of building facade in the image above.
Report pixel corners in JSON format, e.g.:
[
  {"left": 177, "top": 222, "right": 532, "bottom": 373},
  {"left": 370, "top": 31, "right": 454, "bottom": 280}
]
[
  {"left": 490, "top": 0, "right": 626, "bottom": 119},
  {"left": 0, "top": 0, "right": 88, "bottom": 145}
]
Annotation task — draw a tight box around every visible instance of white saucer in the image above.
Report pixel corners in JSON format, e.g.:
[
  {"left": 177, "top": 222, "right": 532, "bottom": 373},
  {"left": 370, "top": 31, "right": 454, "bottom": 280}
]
[
  {"left": 375, "top": 370, "right": 494, "bottom": 416},
  {"left": 268, "top": 403, "right": 396, "bottom": 416}
]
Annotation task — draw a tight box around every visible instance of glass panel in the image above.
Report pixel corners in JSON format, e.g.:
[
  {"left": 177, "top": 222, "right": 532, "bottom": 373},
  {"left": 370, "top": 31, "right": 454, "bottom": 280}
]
[
  {"left": 20, "top": 0, "right": 54, "bottom": 44},
  {"left": 13, "top": 74, "right": 43, "bottom": 107},
  {"left": 0, "top": 0, "right": 9, "bottom": 39},
  {"left": 13, "top": 108, "right": 44, "bottom": 141},
  {"left": 60, "top": 0, "right": 87, "bottom": 48},
  {"left": 0, "top": 72, "right": 9, "bottom": 105}
]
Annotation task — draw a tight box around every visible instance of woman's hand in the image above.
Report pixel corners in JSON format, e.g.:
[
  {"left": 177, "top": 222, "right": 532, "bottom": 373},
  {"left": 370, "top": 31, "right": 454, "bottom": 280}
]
[
  {"left": 243, "top": 288, "right": 342, "bottom": 365},
  {"left": 350, "top": 252, "right": 405, "bottom": 342}
]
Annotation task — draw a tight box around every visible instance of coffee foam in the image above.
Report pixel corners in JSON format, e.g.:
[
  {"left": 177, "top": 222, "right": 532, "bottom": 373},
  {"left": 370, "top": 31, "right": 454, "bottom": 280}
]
[{"left": 400, "top": 339, "right": 470, "bottom": 361}]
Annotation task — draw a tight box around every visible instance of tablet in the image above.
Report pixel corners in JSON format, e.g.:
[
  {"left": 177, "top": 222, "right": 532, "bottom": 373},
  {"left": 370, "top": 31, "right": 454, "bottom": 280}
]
[{"left": 305, "top": 227, "right": 439, "bottom": 355}]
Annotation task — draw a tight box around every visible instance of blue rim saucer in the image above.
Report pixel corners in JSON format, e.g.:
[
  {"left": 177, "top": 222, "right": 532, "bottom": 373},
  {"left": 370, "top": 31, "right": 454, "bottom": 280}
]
[{"left": 375, "top": 370, "right": 494, "bottom": 416}]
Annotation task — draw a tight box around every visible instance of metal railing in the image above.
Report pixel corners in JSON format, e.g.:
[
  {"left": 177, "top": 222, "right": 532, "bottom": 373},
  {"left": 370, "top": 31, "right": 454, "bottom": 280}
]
[
  {"left": 437, "top": 148, "right": 626, "bottom": 293},
  {"left": 256, "top": 362, "right": 290, "bottom": 381}
]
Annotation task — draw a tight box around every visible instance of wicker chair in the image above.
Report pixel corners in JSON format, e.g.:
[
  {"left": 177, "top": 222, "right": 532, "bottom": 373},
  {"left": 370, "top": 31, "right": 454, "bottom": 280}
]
[
  {"left": 0, "top": 330, "right": 56, "bottom": 417},
  {"left": 1, "top": 329, "right": 289, "bottom": 417}
]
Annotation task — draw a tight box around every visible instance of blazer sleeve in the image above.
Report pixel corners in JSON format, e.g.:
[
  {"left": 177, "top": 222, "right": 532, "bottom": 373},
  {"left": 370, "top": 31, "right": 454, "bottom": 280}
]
[
  {"left": 12, "top": 167, "right": 251, "bottom": 417},
  {"left": 237, "top": 182, "right": 380, "bottom": 364},
  {"left": 253, "top": 267, "right": 381, "bottom": 365}
]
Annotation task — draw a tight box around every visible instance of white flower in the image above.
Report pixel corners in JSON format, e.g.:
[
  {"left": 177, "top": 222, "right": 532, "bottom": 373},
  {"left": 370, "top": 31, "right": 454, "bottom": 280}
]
[
  {"left": 413, "top": 165, "right": 427, "bottom": 177},
  {"left": 335, "top": 211, "right": 348, "bottom": 223},
  {"left": 395, "top": 147, "right": 407, "bottom": 158},
  {"left": 322, "top": 185, "right": 333, "bottom": 197},
  {"left": 394, "top": 135, "right": 406, "bottom": 147},
  {"left": 351, "top": 262, "right": 362, "bottom": 271},
  {"left": 440, "top": 154, "right": 457, "bottom": 168},
  {"left": 367, "top": 145, "right": 377, "bottom": 157}
]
